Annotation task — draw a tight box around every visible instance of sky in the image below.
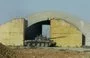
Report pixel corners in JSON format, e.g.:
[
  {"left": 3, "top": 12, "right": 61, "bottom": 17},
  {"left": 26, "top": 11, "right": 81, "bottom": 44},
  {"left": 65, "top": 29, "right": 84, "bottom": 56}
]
[{"left": 0, "top": 0, "right": 90, "bottom": 24}]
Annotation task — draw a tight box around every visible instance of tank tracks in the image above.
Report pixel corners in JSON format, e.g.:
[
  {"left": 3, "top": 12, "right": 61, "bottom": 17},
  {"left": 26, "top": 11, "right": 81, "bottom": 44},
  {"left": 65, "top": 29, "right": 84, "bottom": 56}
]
[{"left": 24, "top": 40, "right": 56, "bottom": 47}]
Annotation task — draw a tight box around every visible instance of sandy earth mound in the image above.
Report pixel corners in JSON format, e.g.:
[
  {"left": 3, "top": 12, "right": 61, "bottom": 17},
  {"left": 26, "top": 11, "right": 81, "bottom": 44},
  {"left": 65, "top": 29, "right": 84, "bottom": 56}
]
[{"left": 0, "top": 43, "right": 16, "bottom": 58}]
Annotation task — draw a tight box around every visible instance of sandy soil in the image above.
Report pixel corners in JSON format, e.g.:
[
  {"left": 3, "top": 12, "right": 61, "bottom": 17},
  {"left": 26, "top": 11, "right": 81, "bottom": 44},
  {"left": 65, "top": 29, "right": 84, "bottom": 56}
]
[
  {"left": 0, "top": 43, "right": 90, "bottom": 58},
  {"left": 14, "top": 48, "right": 90, "bottom": 58}
]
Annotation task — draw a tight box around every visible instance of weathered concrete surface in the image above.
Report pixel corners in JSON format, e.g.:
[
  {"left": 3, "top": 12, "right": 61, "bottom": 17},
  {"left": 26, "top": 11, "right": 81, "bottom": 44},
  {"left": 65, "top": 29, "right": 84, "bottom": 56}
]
[
  {"left": 50, "top": 18, "right": 82, "bottom": 47},
  {"left": 0, "top": 18, "right": 27, "bottom": 46}
]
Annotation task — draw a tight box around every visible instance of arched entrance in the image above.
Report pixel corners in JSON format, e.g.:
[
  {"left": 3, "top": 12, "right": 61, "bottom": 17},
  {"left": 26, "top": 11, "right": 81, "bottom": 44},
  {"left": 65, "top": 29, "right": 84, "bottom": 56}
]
[{"left": 25, "top": 20, "right": 50, "bottom": 40}]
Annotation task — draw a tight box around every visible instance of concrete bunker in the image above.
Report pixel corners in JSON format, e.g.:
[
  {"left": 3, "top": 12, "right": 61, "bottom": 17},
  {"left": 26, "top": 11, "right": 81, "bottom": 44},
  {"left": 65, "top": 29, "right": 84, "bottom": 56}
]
[{"left": 25, "top": 18, "right": 85, "bottom": 47}]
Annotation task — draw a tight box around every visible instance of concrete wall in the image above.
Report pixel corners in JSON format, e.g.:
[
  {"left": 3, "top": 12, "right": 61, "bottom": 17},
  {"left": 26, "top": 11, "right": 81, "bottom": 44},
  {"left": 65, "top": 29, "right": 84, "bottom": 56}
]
[
  {"left": 0, "top": 18, "right": 27, "bottom": 46},
  {"left": 50, "top": 18, "right": 82, "bottom": 47}
]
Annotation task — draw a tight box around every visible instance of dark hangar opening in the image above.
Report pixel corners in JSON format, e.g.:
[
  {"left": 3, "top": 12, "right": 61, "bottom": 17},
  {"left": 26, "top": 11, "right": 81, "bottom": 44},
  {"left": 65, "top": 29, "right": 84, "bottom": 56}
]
[
  {"left": 25, "top": 20, "right": 50, "bottom": 40},
  {"left": 82, "top": 34, "right": 85, "bottom": 46}
]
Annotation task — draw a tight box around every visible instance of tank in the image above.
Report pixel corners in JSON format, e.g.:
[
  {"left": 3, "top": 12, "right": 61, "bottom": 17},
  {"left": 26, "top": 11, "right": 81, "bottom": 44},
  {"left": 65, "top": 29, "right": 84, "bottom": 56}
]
[{"left": 24, "top": 35, "right": 56, "bottom": 47}]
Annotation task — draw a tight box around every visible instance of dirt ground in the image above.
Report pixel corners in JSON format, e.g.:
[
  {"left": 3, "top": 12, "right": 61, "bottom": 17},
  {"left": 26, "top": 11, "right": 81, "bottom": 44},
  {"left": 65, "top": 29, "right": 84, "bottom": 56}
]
[
  {"left": 0, "top": 43, "right": 16, "bottom": 58},
  {"left": 14, "top": 48, "right": 90, "bottom": 58},
  {"left": 0, "top": 43, "right": 90, "bottom": 58}
]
